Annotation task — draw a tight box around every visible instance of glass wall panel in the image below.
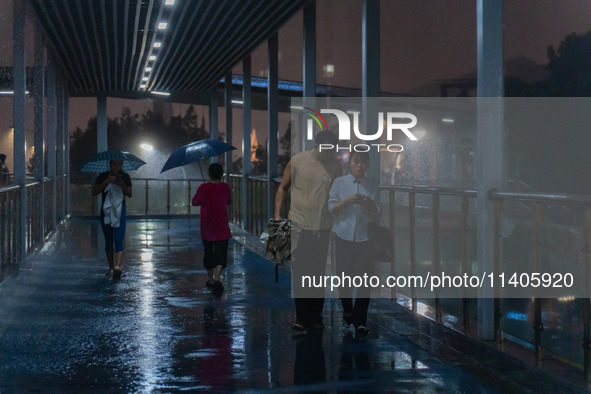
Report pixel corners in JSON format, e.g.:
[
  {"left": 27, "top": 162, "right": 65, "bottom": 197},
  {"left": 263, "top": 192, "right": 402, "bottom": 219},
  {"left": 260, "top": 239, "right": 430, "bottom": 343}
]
[
  {"left": 0, "top": 1, "right": 14, "bottom": 183},
  {"left": 316, "top": 0, "right": 362, "bottom": 92},
  {"left": 380, "top": 0, "right": 476, "bottom": 97}
]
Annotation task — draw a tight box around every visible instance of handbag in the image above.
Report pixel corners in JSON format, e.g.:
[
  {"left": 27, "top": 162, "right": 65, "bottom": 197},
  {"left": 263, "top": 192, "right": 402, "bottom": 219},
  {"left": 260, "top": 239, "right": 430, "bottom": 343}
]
[
  {"left": 264, "top": 219, "right": 291, "bottom": 265},
  {"left": 262, "top": 219, "right": 292, "bottom": 283},
  {"left": 367, "top": 221, "right": 393, "bottom": 262}
]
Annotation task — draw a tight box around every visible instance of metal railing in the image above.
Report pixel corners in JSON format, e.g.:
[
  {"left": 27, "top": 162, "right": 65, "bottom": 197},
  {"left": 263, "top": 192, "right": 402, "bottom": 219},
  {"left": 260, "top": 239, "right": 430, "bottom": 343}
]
[
  {"left": 227, "top": 175, "right": 288, "bottom": 235},
  {"left": 135, "top": 178, "right": 202, "bottom": 216},
  {"left": 246, "top": 177, "right": 268, "bottom": 235},
  {"left": 72, "top": 177, "right": 205, "bottom": 217},
  {"left": 1, "top": 174, "right": 69, "bottom": 283},
  {"left": 377, "top": 185, "right": 591, "bottom": 382},
  {"left": 228, "top": 175, "right": 243, "bottom": 226},
  {"left": 378, "top": 185, "right": 477, "bottom": 327},
  {"left": 44, "top": 179, "right": 53, "bottom": 237},
  {"left": 26, "top": 182, "right": 43, "bottom": 253},
  {"left": 488, "top": 189, "right": 591, "bottom": 381},
  {"left": 0, "top": 185, "right": 21, "bottom": 280},
  {"left": 73, "top": 175, "right": 284, "bottom": 223},
  {"left": 57, "top": 175, "right": 65, "bottom": 222}
]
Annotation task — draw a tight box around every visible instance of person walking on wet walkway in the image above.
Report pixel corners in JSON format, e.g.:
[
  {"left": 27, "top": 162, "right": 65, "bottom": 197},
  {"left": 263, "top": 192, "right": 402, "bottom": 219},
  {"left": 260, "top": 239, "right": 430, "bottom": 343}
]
[
  {"left": 93, "top": 159, "right": 132, "bottom": 279},
  {"left": 274, "top": 131, "right": 342, "bottom": 331},
  {"left": 192, "top": 163, "right": 232, "bottom": 293},
  {"left": 328, "top": 151, "right": 378, "bottom": 335}
]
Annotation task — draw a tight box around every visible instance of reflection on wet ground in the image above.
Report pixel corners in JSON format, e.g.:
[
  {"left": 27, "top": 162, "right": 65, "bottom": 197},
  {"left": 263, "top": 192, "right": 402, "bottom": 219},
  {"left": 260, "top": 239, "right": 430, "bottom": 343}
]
[{"left": 0, "top": 218, "right": 527, "bottom": 392}]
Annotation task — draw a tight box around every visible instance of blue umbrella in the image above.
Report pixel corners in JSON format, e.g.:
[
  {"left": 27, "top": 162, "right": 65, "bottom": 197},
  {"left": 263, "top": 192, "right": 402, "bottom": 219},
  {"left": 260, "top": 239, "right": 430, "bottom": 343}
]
[
  {"left": 160, "top": 139, "right": 236, "bottom": 174},
  {"left": 81, "top": 150, "right": 147, "bottom": 173}
]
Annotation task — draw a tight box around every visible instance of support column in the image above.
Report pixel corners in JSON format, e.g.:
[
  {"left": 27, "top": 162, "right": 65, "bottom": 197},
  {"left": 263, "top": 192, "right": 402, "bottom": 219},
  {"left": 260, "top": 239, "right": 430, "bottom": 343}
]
[
  {"left": 65, "top": 88, "right": 70, "bottom": 216},
  {"left": 47, "top": 50, "right": 57, "bottom": 230},
  {"left": 224, "top": 71, "right": 233, "bottom": 178},
  {"left": 362, "top": 0, "right": 380, "bottom": 182},
  {"left": 13, "top": 0, "right": 26, "bottom": 262},
  {"left": 97, "top": 95, "right": 107, "bottom": 152},
  {"left": 33, "top": 23, "right": 45, "bottom": 237},
  {"left": 209, "top": 89, "right": 218, "bottom": 165},
  {"left": 302, "top": 2, "right": 316, "bottom": 151},
  {"left": 96, "top": 94, "right": 107, "bottom": 216},
  {"left": 242, "top": 56, "right": 251, "bottom": 228},
  {"left": 56, "top": 76, "right": 64, "bottom": 221},
  {"left": 476, "top": 0, "right": 504, "bottom": 341},
  {"left": 267, "top": 33, "right": 278, "bottom": 220}
]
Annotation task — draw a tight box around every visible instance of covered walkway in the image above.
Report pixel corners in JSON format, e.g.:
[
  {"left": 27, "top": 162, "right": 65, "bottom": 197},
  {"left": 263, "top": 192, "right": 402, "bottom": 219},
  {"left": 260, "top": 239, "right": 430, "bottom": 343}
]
[
  {"left": 2, "top": 0, "right": 591, "bottom": 391},
  {"left": 0, "top": 218, "right": 580, "bottom": 392}
]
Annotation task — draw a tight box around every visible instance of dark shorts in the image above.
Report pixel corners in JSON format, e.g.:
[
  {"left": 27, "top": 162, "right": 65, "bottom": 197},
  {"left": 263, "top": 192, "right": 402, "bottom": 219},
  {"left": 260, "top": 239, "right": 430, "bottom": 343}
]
[
  {"left": 202, "top": 239, "right": 229, "bottom": 269},
  {"left": 100, "top": 205, "right": 127, "bottom": 253}
]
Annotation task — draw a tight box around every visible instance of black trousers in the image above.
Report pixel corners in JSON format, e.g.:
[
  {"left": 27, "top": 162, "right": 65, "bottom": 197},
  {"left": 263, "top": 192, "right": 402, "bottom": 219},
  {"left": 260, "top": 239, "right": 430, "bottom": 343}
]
[
  {"left": 202, "top": 239, "right": 229, "bottom": 269},
  {"left": 335, "top": 236, "right": 371, "bottom": 327},
  {"left": 292, "top": 229, "right": 330, "bottom": 326}
]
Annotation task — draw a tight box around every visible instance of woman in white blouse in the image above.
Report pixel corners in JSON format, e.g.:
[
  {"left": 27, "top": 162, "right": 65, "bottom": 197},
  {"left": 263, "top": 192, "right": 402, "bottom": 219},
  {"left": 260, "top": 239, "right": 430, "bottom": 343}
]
[{"left": 328, "top": 151, "right": 378, "bottom": 334}]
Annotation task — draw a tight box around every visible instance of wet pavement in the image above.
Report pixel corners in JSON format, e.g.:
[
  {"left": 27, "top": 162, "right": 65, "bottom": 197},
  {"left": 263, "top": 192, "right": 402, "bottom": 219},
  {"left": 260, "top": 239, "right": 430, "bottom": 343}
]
[{"left": 0, "top": 218, "right": 574, "bottom": 392}]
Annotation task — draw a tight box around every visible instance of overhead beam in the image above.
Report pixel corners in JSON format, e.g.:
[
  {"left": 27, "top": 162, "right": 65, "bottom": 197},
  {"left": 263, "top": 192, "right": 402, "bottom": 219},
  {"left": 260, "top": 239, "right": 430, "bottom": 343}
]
[{"left": 196, "top": 1, "right": 303, "bottom": 91}]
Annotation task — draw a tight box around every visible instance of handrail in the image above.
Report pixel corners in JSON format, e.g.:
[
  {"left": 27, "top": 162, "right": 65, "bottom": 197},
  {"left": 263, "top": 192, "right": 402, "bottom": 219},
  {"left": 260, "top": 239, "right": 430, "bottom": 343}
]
[
  {"left": 0, "top": 185, "right": 22, "bottom": 193},
  {"left": 128, "top": 177, "right": 205, "bottom": 182},
  {"left": 71, "top": 176, "right": 205, "bottom": 182},
  {"left": 379, "top": 184, "right": 477, "bottom": 198},
  {"left": 228, "top": 174, "right": 281, "bottom": 183},
  {"left": 380, "top": 185, "right": 591, "bottom": 204},
  {"left": 489, "top": 188, "right": 591, "bottom": 204}
]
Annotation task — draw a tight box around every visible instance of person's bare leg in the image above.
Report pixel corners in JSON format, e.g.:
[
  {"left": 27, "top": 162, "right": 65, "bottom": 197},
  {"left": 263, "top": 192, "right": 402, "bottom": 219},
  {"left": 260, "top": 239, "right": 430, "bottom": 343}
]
[
  {"left": 207, "top": 268, "right": 214, "bottom": 285},
  {"left": 114, "top": 251, "right": 123, "bottom": 268},
  {"left": 212, "top": 265, "right": 224, "bottom": 293},
  {"left": 105, "top": 251, "right": 114, "bottom": 276},
  {"left": 214, "top": 265, "right": 223, "bottom": 282},
  {"left": 113, "top": 251, "right": 123, "bottom": 278}
]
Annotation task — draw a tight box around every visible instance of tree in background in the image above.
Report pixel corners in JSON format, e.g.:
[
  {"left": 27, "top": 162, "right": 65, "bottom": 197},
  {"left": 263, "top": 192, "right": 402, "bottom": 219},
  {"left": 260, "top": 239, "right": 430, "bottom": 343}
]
[
  {"left": 70, "top": 105, "right": 208, "bottom": 181},
  {"left": 540, "top": 31, "right": 591, "bottom": 96},
  {"left": 507, "top": 30, "right": 591, "bottom": 194},
  {"left": 70, "top": 106, "right": 293, "bottom": 180}
]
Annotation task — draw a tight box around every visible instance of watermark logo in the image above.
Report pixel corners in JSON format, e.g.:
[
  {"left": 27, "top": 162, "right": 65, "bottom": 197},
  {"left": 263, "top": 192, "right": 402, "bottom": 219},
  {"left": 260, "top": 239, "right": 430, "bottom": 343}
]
[
  {"left": 303, "top": 108, "right": 418, "bottom": 152},
  {"left": 303, "top": 107, "right": 329, "bottom": 133}
]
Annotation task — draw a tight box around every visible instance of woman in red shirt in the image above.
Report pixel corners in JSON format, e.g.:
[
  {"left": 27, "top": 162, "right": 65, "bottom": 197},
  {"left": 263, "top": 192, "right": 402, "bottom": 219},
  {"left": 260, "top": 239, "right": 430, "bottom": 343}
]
[{"left": 192, "top": 163, "right": 232, "bottom": 292}]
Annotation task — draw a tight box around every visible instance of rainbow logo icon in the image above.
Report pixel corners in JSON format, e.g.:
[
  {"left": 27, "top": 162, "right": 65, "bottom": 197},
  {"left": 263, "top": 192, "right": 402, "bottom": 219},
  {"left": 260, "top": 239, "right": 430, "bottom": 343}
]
[{"left": 303, "top": 107, "right": 328, "bottom": 131}]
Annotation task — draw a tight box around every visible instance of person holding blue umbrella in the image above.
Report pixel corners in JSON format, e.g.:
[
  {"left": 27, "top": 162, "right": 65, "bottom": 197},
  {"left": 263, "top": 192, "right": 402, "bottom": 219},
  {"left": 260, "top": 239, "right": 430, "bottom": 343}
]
[
  {"left": 160, "top": 139, "right": 236, "bottom": 179},
  {"left": 161, "top": 139, "right": 236, "bottom": 292},
  {"left": 191, "top": 163, "right": 232, "bottom": 293},
  {"left": 88, "top": 152, "right": 141, "bottom": 279}
]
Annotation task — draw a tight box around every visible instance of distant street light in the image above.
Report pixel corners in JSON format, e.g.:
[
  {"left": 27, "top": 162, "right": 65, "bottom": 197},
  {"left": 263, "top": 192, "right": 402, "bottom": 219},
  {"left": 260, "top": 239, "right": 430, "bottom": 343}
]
[
  {"left": 141, "top": 143, "right": 154, "bottom": 151},
  {"left": 412, "top": 130, "right": 426, "bottom": 140}
]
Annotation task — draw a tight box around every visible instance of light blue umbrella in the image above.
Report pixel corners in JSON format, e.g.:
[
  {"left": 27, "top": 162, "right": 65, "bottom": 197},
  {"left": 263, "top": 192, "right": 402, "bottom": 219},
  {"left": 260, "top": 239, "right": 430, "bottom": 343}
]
[
  {"left": 160, "top": 139, "right": 236, "bottom": 175},
  {"left": 81, "top": 150, "right": 146, "bottom": 173}
]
